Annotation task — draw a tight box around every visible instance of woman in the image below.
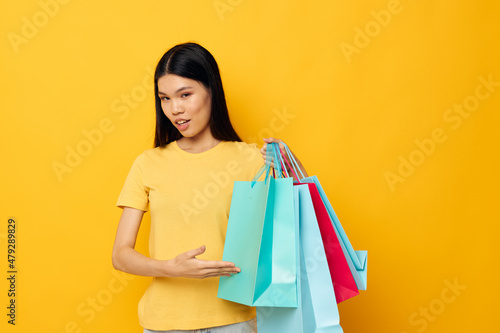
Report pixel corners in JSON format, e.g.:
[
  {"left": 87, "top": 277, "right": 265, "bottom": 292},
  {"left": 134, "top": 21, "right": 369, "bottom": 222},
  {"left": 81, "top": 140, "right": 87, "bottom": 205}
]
[{"left": 112, "top": 42, "right": 306, "bottom": 332}]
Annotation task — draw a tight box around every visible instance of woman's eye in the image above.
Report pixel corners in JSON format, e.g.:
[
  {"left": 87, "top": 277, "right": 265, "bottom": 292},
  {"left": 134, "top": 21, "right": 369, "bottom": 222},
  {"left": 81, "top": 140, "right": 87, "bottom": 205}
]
[
  {"left": 160, "top": 96, "right": 169, "bottom": 101},
  {"left": 181, "top": 93, "right": 190, "bottom": 98}
]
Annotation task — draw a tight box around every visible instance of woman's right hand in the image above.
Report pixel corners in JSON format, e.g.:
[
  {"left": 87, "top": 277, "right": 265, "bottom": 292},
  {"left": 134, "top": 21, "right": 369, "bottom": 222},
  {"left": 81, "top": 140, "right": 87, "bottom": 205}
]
[
  {"left": 113, "top": 207, "right": 240, "bottom": 279},
  {"left": 165, "top": 245, "right": 241, "bottom": 279}
]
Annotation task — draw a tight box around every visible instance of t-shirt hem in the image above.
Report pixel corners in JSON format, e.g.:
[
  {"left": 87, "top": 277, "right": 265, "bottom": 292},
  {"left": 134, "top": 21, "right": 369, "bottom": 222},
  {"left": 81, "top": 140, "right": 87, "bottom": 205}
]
[{"left": 139, "top": 312, "right": 256, "bottom": 331}]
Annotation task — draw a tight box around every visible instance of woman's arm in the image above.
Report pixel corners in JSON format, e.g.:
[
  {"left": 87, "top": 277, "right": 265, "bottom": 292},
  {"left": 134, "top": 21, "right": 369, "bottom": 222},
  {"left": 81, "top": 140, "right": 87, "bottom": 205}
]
[
  {"left": 260, "top": 137, "right": 308, "bottom": 180},
  {"left": 112, "top": 207, "right": 162, "bottom": 276},
  {"left": 112, "top": 207, "right": 240, "bottom": 278}
]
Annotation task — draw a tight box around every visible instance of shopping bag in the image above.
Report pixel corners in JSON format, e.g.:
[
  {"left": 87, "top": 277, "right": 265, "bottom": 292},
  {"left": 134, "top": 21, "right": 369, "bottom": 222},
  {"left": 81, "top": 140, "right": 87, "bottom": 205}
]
[
  {"left": 302, "top": 176, "right": 368, "bottom": 291},
  {"left": 217, "top": 146, "right": 297, "bottom": 307},
  {"left": 299, "top": 182, "right": 359, "bottom": 303},
  {"left": 257, "top": 184, "right": 343, "bottom": 332},
  {"left": 277, "top": 142, "right": 368, "bottom": 293}
]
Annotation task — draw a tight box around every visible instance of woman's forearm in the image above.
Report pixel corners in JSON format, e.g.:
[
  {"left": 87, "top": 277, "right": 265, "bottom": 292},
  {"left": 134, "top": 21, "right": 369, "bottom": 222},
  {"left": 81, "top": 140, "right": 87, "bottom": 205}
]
[
  {"left": 112, "top": 246, "right": 168, "bottom": 277},
  {"left": 112, "top": 207, "right": 170, "bottom": 277}
]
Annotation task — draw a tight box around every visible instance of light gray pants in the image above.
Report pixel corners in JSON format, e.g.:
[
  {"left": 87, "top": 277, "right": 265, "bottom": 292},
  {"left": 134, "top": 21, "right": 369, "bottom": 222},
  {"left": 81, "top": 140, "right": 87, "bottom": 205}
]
[{"left": 143, "top": 318, "right": 257, "bottom": 333}]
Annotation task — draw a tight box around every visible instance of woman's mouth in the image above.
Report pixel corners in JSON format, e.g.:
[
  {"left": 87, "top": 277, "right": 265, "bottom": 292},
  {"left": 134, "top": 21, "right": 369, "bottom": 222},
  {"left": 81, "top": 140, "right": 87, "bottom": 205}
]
[{"left": 176, "top": 119, "right": 190, "bottom": 130}]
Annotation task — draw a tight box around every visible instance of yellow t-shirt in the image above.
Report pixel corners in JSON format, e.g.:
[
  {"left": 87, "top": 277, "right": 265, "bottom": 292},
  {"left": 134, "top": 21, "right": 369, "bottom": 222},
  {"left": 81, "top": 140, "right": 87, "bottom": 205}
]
[{"left": 116, "top": 140, "right": 264, "bottom": 330}]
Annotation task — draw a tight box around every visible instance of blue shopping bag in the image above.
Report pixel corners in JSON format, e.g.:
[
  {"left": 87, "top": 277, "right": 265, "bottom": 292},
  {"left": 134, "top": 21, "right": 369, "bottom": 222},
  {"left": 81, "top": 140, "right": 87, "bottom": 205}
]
[
  {"left": 277, "top": 142, "right": 367, "bottom": 292},
  {"left": 257, "top": 184, "right": 343, "bottom": 332},
  {"left": 301, "top": 176, "right": 368, "bottom": 291},
  {"left": 217, "top": 147, "right": 297, "bottom": 307}
]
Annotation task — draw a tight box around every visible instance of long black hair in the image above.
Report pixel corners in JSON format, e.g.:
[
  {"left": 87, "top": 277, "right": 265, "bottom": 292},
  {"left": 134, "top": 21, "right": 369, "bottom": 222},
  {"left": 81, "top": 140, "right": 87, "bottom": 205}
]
[{"left": 153, "top": 42, "right": 242, "bottom": 147}]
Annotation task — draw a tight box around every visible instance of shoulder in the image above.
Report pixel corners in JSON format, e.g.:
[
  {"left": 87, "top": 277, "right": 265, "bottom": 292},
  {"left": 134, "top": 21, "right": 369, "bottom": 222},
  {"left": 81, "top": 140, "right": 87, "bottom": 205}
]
[
  {"left": 130, "top": 145, "right": 170, "bottom": 167},
  {"left": 221, "top": 141, "right": 263, "bottom": 171},
  {"left": 223, "top": 141, "right": 260, "bottom": 154},
  {"left": 223, "top": 141, "right": 260, "bottom": 158}
]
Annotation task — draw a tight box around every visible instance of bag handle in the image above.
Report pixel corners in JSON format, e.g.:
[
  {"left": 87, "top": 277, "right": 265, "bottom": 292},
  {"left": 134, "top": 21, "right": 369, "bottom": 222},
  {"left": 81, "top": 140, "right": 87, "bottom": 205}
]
[
  {"left": 251, "top": 142, "right": 304, "bottom": 184},
  {"left": 284, "top": 143, "right": 305, "bottom": 180},
  {"left": 272, "top": 142, "right": 288, "bottom": 179},
  {"left": 279, "top": 146, "right": 298, "bottom": 181},
  {"left": 251, "top": 143, "right": 277, "bottom": 186},
  {"left": 269, "top": 142, "right": 305, "bottom": 181}
]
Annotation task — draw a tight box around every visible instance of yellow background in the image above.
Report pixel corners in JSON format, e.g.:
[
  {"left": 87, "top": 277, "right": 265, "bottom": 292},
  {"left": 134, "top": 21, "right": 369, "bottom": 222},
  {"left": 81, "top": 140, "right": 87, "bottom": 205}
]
[{"left": 1, "top": 0, "right": 499, "bottom": 332}]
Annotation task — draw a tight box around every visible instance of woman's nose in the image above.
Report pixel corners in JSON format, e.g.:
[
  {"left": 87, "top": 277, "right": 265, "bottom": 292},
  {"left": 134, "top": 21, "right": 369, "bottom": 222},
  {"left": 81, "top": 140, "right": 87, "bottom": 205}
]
[{"left": 171, "top": 99, "right": 184, "bottom": 115}]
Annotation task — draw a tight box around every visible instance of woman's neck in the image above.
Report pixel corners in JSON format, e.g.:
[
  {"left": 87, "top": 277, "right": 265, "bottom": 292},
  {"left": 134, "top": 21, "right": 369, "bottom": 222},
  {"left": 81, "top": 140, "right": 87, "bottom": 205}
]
[{"left": 176, "top": 136, "right": 221, "bottom": 153}]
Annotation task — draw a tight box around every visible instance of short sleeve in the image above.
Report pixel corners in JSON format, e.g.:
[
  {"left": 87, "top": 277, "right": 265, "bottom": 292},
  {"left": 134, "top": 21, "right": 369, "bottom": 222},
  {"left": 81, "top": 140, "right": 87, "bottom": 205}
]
[
  {"left": 250, "top": 143, "right": 265, "bottom": 178},
  {"left": 116, "top": 154, "right": 149, "bottom": 211},
  {"left": 239, "top": 142, "right": 266, "bottom": 181}
]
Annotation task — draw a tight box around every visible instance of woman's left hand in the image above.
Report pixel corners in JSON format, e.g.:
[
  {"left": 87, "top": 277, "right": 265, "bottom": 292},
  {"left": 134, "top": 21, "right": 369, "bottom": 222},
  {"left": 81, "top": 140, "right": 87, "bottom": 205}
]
[{"left": 260, "top": 137, "right": 308, "bottom": 179}]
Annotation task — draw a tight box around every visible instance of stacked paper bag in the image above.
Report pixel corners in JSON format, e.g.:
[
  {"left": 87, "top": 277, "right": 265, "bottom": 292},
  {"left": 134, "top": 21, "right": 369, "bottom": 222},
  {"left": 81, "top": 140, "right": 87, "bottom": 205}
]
[{"left": 218, "top": 143, "right": 367, "bottom": 332}]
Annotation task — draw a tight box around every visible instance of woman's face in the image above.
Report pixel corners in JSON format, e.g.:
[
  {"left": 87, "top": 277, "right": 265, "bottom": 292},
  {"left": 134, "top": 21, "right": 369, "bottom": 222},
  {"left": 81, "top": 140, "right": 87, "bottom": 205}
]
[{"left": 157, "top": 74, "right": 212, "bottom": 141}]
